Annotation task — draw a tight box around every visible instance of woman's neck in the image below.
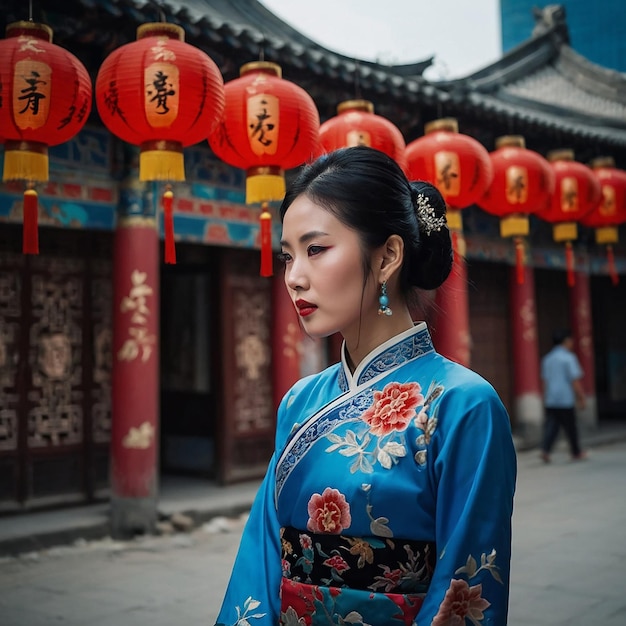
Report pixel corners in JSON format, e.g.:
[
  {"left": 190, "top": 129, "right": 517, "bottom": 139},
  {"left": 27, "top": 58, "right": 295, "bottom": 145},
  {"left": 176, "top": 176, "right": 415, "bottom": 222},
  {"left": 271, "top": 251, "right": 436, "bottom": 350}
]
[{"left": 343, "top": 307, "right": 415, "bottom": 373}]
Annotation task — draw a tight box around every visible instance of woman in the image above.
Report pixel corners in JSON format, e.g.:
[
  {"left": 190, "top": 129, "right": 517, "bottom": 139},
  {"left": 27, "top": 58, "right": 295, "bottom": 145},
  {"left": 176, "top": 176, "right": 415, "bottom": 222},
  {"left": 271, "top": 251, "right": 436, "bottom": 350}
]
[{"left": 215, "top": 146, "right": 516, "bottom": 625}]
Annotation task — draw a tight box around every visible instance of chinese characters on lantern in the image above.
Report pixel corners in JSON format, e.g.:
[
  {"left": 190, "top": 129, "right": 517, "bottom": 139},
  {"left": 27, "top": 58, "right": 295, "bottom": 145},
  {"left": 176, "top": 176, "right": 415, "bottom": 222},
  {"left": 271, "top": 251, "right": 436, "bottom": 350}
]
[{"left": 247, "top": 93, "right": 279, "bottom": 155}]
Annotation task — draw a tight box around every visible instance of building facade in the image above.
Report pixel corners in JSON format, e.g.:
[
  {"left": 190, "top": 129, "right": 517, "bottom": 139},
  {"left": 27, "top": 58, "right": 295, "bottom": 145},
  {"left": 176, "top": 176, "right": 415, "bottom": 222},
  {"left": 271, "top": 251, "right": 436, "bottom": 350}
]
[{"left": 1, "top": 1, "right": 625, "bottom": 516}]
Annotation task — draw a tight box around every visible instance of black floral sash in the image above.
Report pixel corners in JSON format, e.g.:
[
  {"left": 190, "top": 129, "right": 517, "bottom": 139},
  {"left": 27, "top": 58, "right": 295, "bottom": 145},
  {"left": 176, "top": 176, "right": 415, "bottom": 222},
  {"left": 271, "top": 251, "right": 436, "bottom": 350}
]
[{"left": 280, "top": 526, "right": 435, "bottom": 594}]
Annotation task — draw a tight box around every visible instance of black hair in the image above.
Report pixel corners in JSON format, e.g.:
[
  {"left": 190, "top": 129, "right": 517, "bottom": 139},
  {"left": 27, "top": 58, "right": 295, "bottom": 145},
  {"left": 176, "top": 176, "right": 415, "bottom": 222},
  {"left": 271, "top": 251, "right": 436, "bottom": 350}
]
[
  {"left": 279, "top": 146, "right": 452, "bottom": 293},
  {"left": 552, "top": 328, "right": 572, "bottom": 346}
]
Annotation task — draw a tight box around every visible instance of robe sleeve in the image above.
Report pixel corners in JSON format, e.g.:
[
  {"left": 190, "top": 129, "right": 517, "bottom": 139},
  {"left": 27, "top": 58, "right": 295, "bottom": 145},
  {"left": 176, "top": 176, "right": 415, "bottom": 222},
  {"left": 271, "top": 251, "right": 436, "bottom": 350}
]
[
  {"left": 214, "top": 384, "right": 306, "bottom": 626},
  {"left": 213, "top": 453, "right": 282, "bottom": 625},
  {"left": 416, "top": 376, "right": 517, "bottom": 626}
]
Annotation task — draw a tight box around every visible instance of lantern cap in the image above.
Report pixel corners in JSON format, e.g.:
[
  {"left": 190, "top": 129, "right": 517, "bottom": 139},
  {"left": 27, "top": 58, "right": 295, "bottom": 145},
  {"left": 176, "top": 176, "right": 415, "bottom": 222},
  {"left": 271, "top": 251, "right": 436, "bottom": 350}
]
[
  {"left": 496, "top": 135, "right": 525, "bottom": 149},
  {"left": 6, "top": 21, "right": 53, "bottom": 42},
  {"left": 425, "top": 118, "right": 458, "bottom": 134},
  {"left": 590, "top": 156, "right": 615, "bottom": 169},
  {"left": 337, "top": 99, "right": 375, "bottom": 114},
  {"left": 137, "top": 22, "right": 185, "bottom": 41},
  {"left": 240, "top": 61, "right": 282, "bottom": 78},
  {"left": 547, "top": 149, "right": 575, "bottom": 163}
]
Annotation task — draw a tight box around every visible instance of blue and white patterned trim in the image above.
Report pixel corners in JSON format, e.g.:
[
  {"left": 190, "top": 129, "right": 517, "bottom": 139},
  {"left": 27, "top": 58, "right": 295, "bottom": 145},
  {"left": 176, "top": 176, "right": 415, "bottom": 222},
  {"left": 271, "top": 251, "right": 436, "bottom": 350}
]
[
  {"left": 275, "top": 390, "right": 373, "bottom": 504},
  {"left": 339, "top": 323, "right": 434, "bottom": 392}
]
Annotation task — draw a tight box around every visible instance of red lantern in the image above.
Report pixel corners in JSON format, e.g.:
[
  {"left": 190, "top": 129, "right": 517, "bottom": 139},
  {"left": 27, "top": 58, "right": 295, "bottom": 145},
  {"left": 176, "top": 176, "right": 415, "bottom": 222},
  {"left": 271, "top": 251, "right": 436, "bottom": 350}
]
[
  {"left": 405, "top": 118, "right": 493, "bottom": 233},
  {"left": 208, "top": 61, "right": 320, "bottom": 276},
  {"left": 405, "top": 117, "right": 493, "bottom": 267},
  {"left": 581, "top": 157, "right": 626, "bottom": 285},
  {"left": 478, "top": 136, "right": 555, "bottom": 284},
  {"left": 537, "top": 149, "right": 602, "bottom": 287},
  {"left": 318, "top": 99, "right": 407, "bottom": 172},
  {"left": 0, "top": 21, "right": 92, "bottom": 254},
  {"left": 96, "top": 22, "right": 225, "bottom": 264}
]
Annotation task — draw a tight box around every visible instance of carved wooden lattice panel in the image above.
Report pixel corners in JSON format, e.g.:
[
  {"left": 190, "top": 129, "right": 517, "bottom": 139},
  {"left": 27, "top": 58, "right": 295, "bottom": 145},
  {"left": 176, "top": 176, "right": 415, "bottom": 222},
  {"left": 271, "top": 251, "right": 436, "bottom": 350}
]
[
  {"left": 91, "top": 259, "right": 112, "bottom": 444},
  {"left": 27, "top": 256, "right": 85, "bottom": 449},
  {"left": 0, "top": 252, "right": 23, "bottom": 453},
  {"left": 232, "top": 275, "right": 273, "bottom": 434},
  {"left": 220, "top": 251, "right": 275, "bottom": 482}
]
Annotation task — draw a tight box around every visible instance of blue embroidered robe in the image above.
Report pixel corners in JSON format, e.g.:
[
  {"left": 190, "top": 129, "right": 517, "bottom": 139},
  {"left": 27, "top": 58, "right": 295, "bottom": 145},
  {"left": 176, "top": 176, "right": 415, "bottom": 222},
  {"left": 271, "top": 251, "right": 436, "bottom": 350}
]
[{"left": 215, "top": 323, "right": 517, "bottom": 626}]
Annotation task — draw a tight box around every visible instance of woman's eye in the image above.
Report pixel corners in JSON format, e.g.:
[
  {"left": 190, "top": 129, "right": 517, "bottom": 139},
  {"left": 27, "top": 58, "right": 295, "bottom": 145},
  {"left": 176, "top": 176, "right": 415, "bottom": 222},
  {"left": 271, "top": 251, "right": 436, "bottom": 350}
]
[
  {"left": 277, "top": 252, "right": 292, "bottom": 264},
  {"left": 307, "top": 245, "right": 326, "bottom": 257}
]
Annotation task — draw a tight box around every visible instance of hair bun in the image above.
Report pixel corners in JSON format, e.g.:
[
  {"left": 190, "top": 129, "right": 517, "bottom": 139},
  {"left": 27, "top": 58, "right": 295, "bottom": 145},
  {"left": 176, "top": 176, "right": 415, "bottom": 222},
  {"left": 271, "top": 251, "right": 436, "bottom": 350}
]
[{"left": 409, "top": 181, "right": 453, "bottom": 290}]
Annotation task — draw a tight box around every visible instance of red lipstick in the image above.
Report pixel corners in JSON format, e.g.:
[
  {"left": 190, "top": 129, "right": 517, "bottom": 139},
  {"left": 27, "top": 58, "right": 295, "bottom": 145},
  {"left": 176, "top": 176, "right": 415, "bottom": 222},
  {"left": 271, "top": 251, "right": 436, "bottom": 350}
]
[{"left": 295, "top": 299, "right": 317, "bottom": 317}]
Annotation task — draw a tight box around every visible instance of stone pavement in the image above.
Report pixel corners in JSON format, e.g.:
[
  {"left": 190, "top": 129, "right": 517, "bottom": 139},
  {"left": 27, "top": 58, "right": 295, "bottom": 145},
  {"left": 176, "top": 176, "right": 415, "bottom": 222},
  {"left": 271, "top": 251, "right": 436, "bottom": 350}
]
[
  {"left": 2, "top": 420, "right": 625, "bottom": 558},
  {"left": 0, "top": 424, "right": 625, "bottom": 625}
]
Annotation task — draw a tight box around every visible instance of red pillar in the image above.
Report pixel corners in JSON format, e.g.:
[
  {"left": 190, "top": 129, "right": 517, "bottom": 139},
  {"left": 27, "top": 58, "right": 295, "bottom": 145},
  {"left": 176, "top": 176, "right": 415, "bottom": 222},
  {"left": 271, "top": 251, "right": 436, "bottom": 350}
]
[
  {"left": 509, "top": 264, "right": 543, "bottom": 442},
  {"left": 110, "top": 218, "right": 160, "bottom": 537},
  {"left": 271, "top": 274, "right": 302, "bottom": 413},
  {"left": 431, "top": 230, "right": 471, "bottom": 366},
  {"left": 569, "top": 258, "right": 598, "bottom": 430}
]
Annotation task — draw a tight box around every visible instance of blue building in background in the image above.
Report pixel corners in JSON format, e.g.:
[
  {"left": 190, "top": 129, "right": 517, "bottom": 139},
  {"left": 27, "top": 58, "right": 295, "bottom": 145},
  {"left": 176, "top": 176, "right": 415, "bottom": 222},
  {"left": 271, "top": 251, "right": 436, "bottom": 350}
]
[{"left": 501, "top": 0, "right": 626, "bottom": 72}]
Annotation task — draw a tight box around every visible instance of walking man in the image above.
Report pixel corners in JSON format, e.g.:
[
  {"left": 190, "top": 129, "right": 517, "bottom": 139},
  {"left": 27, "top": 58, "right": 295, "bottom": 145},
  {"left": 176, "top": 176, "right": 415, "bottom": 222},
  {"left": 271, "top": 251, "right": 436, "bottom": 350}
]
[{"left": 540, "top": 328, "right": 588, "bottom": 462}]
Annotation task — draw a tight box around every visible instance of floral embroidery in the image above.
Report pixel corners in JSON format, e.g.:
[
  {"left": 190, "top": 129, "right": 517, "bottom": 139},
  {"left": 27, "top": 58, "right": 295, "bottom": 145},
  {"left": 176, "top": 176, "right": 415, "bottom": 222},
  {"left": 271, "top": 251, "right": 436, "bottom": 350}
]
[
  {"left": 282, "top": 558, "right": 292, "bottom": 577},
  {"left": 432, "top": 549, "right": 502, "bottom": 625},
  {"left": 370, "top": 543, "right": 434, "bottom": 594},
  {"left": 362, "top": 381, "right": 423, "bottom": 436},
  {"left": 325, "top": 380, "right": 444, "bottom": 476},
  {"left": 295, "top": 533, "right": 315, "bottom": 575},
  {"left": 280, "top": 579, "right": 424, "bottom": 625},
  {"left": 370, "top": 565, "right": 403, "bottom": 592},
  {"left": 455, "top": 549, "right": 502, "bottom": 584},
  {"left": 307, "top": 487, "right": 352, "bottom": 534},
  {"left": 361, "top": 483, "right": 393, "bottom": 537},
  {"left": 230, "top": 596, "right": 266, "bottom": 625},
  {"left": 281, "top": 527, "right": 294, "bottom": 556},
  {"left": 431, "top": 579, "right": 490, "bottom": 626},
  {"left": 323, "top": 554, "right": 350, "bottom": 573},
  {"left": 281, "top": 526, "right": 434, "bottom": 601},
  {"left": 413, "top": 382, "right": 443, "bottom": 467},
  {"left": 344, "top": 536, "right": 375, "bottom": 568},
  {"left": 280, "top": 605, "right": 307, "bottom": 626}
]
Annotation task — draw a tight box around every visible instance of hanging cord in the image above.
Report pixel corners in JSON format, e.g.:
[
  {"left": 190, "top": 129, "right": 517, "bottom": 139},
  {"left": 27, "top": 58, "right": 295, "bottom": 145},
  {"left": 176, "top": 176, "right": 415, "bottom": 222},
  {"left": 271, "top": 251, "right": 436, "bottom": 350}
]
[
  {"left": 354, "top": 59, "right": 361, "bottom": 99},
  {"left": 258, "top": 29, "right": 267, "bottom": 62},
  {"left": 148, "top": 0, "right": 166, "bottom": 22}
]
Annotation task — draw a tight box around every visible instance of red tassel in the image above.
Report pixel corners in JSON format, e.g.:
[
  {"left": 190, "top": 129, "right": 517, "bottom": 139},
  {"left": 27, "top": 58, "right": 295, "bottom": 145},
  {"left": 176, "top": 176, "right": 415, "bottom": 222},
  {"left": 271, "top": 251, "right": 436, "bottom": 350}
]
[
  {"left": 163, "top": 188, "right": 176, "bottom": 265},
  {"left": 23, "top": 187, "right": 39, "bottom": 255},
  {"left": 514, "top": 237, "right": 525, "bottom": 285},
  {"left": 260, "top": 204, "right": 273, "bottom": 277},
  {"left": 607, "top": 245, "right": 619, "bottom": 286},
  {"left": 565, "top": 241, "right": 575, "bottom": 288}
]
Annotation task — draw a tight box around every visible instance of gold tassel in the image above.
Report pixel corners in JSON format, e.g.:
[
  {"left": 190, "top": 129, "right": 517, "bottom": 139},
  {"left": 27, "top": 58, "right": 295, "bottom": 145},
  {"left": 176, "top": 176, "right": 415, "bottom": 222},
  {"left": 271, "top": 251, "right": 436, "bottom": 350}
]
[
  {"left": 139, "top": 141, "right": 185, "bottom": 182},
  {"left": 3, "top": 149, "right": 48, "bottom": 183},
  {"left": 246, "top": 173, "right": 285, "bottom": 204}
]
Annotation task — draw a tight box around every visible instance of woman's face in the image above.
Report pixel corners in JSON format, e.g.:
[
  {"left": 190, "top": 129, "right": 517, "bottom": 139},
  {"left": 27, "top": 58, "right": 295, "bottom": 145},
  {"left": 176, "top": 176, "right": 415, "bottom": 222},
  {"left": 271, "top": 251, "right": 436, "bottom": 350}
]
[{"left": 280, "top": 194, "right": 378, "bottom": 339}]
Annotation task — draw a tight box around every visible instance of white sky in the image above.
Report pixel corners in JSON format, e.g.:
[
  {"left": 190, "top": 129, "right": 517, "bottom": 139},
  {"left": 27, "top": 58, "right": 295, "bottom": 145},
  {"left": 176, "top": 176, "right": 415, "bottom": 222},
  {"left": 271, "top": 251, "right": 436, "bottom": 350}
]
[{"left": 259, "top": 0, "right": 503, "bottom": 80}]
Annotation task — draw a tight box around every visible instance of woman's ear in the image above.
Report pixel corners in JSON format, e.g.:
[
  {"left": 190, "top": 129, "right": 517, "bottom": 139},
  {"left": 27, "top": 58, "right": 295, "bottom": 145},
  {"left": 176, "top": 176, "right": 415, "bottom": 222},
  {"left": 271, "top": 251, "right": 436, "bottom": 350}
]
[{"left": 378, "top": 234, "right": 404, "bottom": 280}]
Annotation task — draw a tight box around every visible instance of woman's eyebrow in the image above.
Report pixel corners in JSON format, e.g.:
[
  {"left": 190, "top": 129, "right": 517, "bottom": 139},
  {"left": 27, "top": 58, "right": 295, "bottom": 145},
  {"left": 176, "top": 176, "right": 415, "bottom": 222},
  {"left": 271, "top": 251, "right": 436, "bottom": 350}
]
[{"left": 280, "top": 230, "right": 329, "bottom": 248}]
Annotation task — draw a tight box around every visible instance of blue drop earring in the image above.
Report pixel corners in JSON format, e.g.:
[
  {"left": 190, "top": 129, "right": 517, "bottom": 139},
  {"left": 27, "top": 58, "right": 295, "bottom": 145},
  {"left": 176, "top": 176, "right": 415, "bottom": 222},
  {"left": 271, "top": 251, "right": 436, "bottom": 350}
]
[{"left": 378, "top": 280, "right": 392, "bottom": 316}]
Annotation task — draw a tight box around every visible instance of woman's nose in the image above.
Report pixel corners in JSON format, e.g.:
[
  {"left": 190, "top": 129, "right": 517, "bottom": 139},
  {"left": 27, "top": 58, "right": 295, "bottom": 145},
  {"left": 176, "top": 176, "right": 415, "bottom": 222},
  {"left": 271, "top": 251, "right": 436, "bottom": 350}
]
[{"left": 285, "top": 257, "right": 307, "bottom": 291}]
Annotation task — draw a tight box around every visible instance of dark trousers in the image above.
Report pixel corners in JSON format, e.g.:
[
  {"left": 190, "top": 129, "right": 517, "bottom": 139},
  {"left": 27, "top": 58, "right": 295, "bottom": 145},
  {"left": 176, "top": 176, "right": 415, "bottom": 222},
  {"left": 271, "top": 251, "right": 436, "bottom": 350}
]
[{"left": 542, "top": 407, "right": 582, "bottom": 457}]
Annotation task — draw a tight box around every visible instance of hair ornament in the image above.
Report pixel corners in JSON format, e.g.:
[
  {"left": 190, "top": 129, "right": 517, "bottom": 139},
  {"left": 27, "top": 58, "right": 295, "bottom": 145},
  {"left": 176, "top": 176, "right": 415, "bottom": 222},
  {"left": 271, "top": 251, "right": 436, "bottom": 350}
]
[{"left": 415, "top": 193, "right": 446, "bottom": 236}]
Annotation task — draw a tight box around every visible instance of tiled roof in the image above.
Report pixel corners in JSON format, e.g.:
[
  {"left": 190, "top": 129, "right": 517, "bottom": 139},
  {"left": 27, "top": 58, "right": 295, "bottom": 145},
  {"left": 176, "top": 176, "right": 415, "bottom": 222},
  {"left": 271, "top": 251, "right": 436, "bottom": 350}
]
[
  {"left": 504, "top": 47, "right": 626, "bottom": 123},
  {"left": 435, "top": 7, "right": 626, "bottom": 147},
  {"left": 77, "top": 0, "right": 434, "bottom": 96},
  {"left": 4, "top": 0, "right": 626, "bottom": 148}
]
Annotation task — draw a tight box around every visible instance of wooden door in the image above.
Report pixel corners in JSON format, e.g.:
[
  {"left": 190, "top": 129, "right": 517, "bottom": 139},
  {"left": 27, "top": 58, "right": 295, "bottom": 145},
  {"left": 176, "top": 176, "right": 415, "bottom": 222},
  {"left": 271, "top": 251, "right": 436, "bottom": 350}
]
[
  {"left": 0, "top": 227, "right": 112, "bottom": 511},
  {"left": 217, "top": 249, "right": 275, "bottom": 484}
]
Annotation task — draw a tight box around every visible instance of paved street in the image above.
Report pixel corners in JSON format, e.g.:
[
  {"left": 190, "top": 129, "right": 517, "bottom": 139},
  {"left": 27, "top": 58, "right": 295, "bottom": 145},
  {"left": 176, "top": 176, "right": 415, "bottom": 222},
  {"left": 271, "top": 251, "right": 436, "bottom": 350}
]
[{"left": 1, "top": 441, "right": 625, "bottom": 625}]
